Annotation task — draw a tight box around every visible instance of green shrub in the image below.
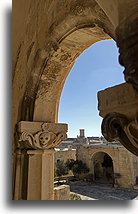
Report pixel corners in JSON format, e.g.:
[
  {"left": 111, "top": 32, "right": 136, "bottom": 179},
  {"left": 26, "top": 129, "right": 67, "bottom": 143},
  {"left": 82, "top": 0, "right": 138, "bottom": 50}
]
[
  {"left": 65, "top": 159, "right": 75, "bottom": 170},
  {"left": 55, "top": 160, "right": 68, "bottom": 178},
  {"left": 65, "top": 159, "right": 89, "bottom": 175}
]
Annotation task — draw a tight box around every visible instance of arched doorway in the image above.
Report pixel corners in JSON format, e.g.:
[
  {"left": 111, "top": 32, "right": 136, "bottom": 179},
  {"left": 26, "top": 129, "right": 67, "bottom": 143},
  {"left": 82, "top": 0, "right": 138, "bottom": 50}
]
[{"left": 93, "top": 152, "right": 114, "bottom": 185}]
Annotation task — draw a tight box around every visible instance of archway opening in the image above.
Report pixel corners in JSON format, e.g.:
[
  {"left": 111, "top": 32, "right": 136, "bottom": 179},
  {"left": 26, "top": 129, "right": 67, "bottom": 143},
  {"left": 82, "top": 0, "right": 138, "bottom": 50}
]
[
  {"left": 92, "top": 152, "right": 114, "bottom": 185},
  {"left": 58, "top": 39, "right": 124, "bottom": 137}
]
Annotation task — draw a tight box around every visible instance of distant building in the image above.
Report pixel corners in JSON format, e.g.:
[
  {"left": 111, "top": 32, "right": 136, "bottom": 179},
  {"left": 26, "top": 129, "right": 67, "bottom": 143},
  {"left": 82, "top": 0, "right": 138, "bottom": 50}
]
[
  {"left": 55, "top": 129, "right": 138, "bottom": 189},
  {"left": 76, "top": 142, "right": 138, "bottom": 189},
  {"left": 57, "top": 129, "right": 102, "bottom": 149},
  {"left": 56, "top": 128, "right": 120, "bottom": 149}
]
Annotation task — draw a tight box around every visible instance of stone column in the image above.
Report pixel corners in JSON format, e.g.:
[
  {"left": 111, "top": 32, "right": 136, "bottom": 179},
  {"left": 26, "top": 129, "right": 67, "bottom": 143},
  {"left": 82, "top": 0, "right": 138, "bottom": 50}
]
[
  {"left": 98, "top": 83, "right": 138, "bottom": 156},
  {"left": 13, "top": 121, "right": 68, "bottom": 200}
]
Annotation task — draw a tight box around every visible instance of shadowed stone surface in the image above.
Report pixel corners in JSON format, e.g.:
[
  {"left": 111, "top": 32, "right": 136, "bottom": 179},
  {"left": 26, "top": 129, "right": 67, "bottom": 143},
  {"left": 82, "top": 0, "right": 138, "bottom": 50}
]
[{"left": 69, "top": 181, "right": 138, "bottom": 200}]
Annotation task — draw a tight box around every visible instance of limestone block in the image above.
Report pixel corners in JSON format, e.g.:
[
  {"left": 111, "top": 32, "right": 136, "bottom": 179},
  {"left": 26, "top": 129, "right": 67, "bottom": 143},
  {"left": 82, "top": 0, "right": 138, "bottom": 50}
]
[
  {"left": 27, "top": 149, "right": 55, "bottom": 200},
  {"left": 54, "top": 185, "right": 70, "bottom": 200},
  {"left": 98, "top": 83, "right": 137, "bottom": 120}
]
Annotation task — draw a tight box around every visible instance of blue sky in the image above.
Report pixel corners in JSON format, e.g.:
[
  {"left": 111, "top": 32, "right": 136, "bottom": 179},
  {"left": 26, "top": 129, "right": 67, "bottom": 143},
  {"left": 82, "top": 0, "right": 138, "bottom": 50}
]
[{"left": 58, "top": 39, "right": 124, "bottom": 137}]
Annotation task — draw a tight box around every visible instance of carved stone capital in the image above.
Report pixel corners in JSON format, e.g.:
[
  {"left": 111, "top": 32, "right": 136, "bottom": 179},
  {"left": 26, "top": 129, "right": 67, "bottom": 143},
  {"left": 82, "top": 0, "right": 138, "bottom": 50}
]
[
  {"left": 115, "top": 17, "right": 138, "bottom": 90},
  {"left": 17, "top": 121, "right": 68, "bottom": 150},
  {"left": 98, "top": 83, "right": 138, "bottom": 156},
  {"left": 101, "top": 112, "right": 138, "bottom": 156}
]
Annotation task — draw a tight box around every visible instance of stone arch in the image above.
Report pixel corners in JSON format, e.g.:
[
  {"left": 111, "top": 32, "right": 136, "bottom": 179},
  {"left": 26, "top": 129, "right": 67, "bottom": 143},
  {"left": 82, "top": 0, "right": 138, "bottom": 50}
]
[
  {"left": 92, "top": 151, "right": 115, "bottom": 185},
  {"left": 13, "top": 0, "right": 138, "bottom": 200},
  {"left": 13, "top": 0, "right": 120, "bottom": 141},
  {"left": 33, "top": 14, "right": 115, "bottom": 123}
]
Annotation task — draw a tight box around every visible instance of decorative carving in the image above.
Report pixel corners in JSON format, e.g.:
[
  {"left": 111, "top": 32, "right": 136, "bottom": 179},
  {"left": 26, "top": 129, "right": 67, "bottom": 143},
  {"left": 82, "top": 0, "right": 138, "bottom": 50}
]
[
  {"left": 116, "top": 17, "right": 138, "bottom": 91},
  {"left": 101, "top": 113, "right": 127, "bottom": 141},
  {"left": 101, "top": 113, "right": 138, "bottom": 156},
  {"left": 18, "top": 122, "right": 67, "bottom": 150},
  {"left": 73, "top": 5, "right": 84, "bottom": 15},
  {"left": 125, "top": 118, "right": 138, "bottom": 151},
  {"left": 71, "top": 1, "right": 84, "bottom": 16}
]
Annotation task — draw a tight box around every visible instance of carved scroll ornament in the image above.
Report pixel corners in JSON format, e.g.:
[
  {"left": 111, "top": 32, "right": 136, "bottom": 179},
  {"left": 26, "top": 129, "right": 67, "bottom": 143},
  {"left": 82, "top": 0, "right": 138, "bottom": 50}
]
[
  {"left": 101, "top": 112, "right": 138, "bottom": 156},
  {"left": 18, "top": 123, "right": 67, "bottom": 150}
]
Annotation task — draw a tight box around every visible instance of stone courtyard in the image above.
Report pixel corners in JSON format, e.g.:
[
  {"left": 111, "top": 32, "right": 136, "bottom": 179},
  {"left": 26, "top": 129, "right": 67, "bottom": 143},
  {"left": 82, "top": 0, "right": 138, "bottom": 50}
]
[{"left": 69, "top": 181, "right": 138, "bottom": 200}]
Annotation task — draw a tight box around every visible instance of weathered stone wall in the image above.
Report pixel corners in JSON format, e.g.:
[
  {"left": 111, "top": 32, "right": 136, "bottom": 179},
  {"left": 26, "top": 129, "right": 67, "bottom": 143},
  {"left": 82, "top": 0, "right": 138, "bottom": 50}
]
[{"left": 55, "top": 148, "right": 76, "bottom": 165}]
